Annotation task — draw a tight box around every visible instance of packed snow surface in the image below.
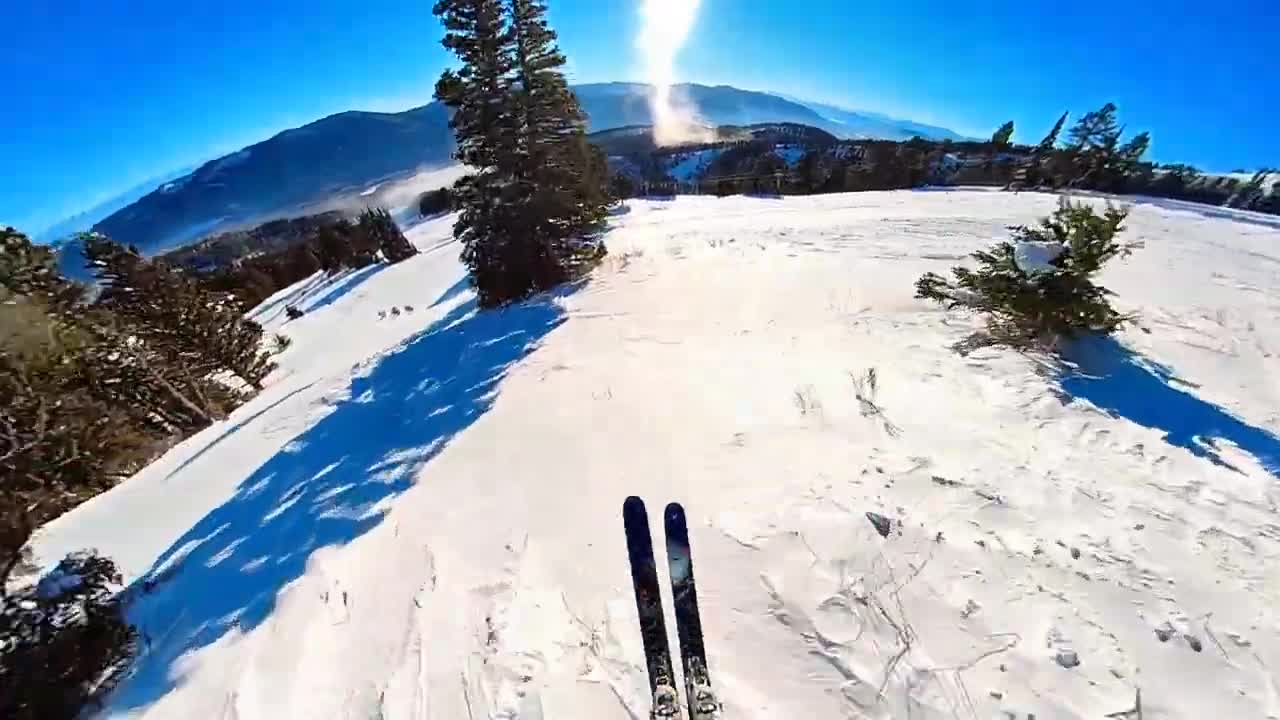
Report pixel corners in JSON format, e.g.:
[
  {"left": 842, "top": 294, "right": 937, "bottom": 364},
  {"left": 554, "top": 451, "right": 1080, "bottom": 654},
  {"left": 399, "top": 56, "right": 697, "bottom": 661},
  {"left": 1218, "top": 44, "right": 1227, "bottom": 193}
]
[{"left": 32, "top": 188, "right": 1280, "bottom": 719}]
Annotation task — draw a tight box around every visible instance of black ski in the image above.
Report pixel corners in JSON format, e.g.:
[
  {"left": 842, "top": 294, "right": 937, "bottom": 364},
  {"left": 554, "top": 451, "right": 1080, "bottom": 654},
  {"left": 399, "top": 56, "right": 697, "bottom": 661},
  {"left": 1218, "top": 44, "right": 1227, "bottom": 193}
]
[
  {"left": 664, "top": 502, "right": 722, "bottom": 719},
  {"left": 623, "top": 496, "right": 683, "bottom": 718}
]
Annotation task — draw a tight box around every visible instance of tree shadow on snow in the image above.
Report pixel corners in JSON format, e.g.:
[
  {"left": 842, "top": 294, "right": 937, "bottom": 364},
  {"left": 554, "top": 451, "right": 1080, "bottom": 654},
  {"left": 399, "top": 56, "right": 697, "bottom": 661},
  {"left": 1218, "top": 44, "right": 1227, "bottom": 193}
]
[
  {"left": 304, "top": 263, "right": 391, "bottom": 314},
  {"left": 430, "top": 276, "right": 472, "bottom": 309},
  {"left": 253, "top": 264, "right": 392, "bottom": 325},
  {"left": 107, "top": 289, "right": 567, "bottom": 712},
  {"left": 1057, "top": 336, "right": 1280, "bottom": 477}
]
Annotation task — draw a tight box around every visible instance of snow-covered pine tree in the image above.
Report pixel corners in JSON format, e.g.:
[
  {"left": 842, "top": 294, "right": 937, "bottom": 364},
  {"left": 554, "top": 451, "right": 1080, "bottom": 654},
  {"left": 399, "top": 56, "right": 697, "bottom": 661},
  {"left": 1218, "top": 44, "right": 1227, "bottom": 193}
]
[
  {"left": 915, "top": 201, "right": 1139, "bottom": 352},
  {"left": 359, "top": 207, "right": 418, "bottom": 263}
]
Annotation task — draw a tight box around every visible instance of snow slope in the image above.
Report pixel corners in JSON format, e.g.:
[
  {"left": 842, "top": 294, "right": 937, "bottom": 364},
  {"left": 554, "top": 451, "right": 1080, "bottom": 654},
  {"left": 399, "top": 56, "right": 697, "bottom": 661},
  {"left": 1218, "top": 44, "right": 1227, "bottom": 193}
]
[
  {"left": 32, "top": 189, "right": 1280, "bottom": 720},
  {"left": 668, "top": 148, "right": 725, "bottom": 182}
]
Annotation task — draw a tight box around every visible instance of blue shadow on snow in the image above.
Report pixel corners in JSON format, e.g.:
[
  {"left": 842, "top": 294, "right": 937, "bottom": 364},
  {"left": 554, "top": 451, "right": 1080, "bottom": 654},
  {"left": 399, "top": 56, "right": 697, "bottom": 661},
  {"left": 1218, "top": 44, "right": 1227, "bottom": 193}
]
[
  {"left": 1058, "top": 336, "right": 1280, "bottom": 477},
  {"left": 305, "top": 262, "right": 391, "bottom": 314},
  {"left": 108, "top": 289, "right": 566, "bottom": 711}
]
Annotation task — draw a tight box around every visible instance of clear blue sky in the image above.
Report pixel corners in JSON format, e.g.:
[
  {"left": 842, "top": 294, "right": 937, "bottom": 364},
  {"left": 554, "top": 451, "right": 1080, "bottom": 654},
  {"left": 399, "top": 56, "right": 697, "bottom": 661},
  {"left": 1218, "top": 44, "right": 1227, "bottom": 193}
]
[{"left": 4, "top": 0, "right": 1277, "bottom": 234}]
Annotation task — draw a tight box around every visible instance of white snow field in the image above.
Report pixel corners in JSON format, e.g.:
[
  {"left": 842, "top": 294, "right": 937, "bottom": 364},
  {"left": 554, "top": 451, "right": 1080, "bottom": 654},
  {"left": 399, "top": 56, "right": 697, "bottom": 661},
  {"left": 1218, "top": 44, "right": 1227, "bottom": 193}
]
[{"left": 32, "top": 188, "right": 1280, "bottom": 720}]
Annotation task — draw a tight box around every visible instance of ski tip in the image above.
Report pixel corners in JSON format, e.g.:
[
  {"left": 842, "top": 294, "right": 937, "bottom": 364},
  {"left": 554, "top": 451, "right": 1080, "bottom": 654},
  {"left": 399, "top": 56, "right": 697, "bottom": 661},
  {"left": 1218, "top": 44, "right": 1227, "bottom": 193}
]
[
  {"left": 664, "top": 502, "right": 685, "bottom": 521},
  {"left": 624, "top": 495, "right": 646, "bottom": 514}
]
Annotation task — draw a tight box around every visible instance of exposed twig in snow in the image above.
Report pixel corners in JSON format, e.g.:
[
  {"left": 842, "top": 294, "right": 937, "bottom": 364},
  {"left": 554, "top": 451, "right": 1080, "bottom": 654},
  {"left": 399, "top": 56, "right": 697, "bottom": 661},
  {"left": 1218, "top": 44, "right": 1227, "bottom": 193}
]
[
  {"left": 851, "top": 369, "right": 901, "bottom": 437},
  {"left": 1201, "top": 613, "right": 1230, "bottom": 660},
  {"left": 461, "top": 672, "right": 476, "bottom": 720},
  {"left": 872, "top": 553, "right": 929, "bottom": 698},
  {"left": 792, "top": 530, "right": 821, "bottom": 567},
  {"left": 927, "top": 633, "right": 1021, "bottom": 673}
]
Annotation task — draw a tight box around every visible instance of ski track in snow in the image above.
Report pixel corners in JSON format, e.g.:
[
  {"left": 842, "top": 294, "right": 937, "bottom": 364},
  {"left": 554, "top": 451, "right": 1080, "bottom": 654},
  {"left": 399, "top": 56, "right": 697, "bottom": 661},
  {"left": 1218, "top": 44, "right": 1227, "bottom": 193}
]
[{"left": 30, "top": 189, "right": 1280, "bottom": 719}]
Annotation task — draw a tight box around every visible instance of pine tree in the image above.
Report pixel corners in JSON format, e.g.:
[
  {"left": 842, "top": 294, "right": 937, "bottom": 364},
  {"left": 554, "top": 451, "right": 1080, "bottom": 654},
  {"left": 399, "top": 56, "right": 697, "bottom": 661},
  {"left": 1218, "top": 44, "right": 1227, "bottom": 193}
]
[
  {"left": 507, "top": 0, "right": 608, "bottom": 288},
  {"left": 83, "top": 235, "right": 276, "bottom": 391},
  {"left": 418, "top": 187, "right": 455, "bottom": 217},
  {"left": 1037, "top": 112, "right": 1068, "bottom": 154},
  {"left": 359, "top": 207, "right": 418, "bottom": 263},
  {"left": 915, "top": 202, "right": 1138, "bottom": 351},
  {"left": 290, "top": 242, "right": 323, "bottom": 278},
  {"left": 434, "top": 0, "right": 521, "bottom": 305},
  {"left": 984, "top": 121, "right": 1015, "bottom": 180},
  {"left": 1016, "top": 112, "right": 1067, "bottom": 188},
  {"left": 991, "top": 121, "right": 1015, "bottom": 148},
  {"left": 1066, "top": 103, "right": 1121, "bottom": 150},
  {"left": 0, "top": 230, "right": 143, "bottom": 590},
  {"left": 315, "top": 220, "right": 356, "bottom": 272},
  {"left": 795, "top": 150, "right": 827, "bottom": 193},
  {"left": 1101, "top": 131, "right": 1151, "bottom": 192},
  {"left": 1261, "top": 178, "right": 1280, "bottom": 215},
  {"left": 1228, "top": 169, "right": 1273, "bottom": 209},
  {"left": 434, "top": 0, "right": 608, "bottom": 307},
  {"left": 609, "top": 172, "right": 637, "bottom": 199},
  {"left": 1066, "top": 103, "right": 1122, "bottom": 188},
  {"left": 347, "top": 219, "right": 382, "bottom": 268}
]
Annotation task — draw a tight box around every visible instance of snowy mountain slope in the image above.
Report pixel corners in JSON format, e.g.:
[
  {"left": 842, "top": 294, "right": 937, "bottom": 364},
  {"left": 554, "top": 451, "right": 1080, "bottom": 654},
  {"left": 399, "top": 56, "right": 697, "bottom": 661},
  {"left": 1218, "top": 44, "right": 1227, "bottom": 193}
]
[
  {"left": 796, "top": 98, "right": 973, "bottom": 142},
  {"left": 31, "top": 189, "right": 1280, "bottom": 719},
  {"left": 667, "top": 149, "right": 726, "bottom": 181},
  {"left": 80, "top": 85, "right": 968, "bottom": 259}
]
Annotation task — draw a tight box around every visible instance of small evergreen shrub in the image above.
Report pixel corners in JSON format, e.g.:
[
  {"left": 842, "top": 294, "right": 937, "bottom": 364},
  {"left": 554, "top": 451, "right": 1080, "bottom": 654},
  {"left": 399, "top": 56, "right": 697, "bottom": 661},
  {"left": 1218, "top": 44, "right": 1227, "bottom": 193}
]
[{"left": 915, "top": 201, "right": 1139, "bottom": 351}]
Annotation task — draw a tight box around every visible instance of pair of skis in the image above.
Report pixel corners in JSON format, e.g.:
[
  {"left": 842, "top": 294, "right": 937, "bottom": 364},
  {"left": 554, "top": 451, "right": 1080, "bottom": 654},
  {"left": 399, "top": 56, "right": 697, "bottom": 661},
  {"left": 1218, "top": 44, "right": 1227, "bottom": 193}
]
[{"left": 623, "top": 497, "right": 722, "bottom": 720}]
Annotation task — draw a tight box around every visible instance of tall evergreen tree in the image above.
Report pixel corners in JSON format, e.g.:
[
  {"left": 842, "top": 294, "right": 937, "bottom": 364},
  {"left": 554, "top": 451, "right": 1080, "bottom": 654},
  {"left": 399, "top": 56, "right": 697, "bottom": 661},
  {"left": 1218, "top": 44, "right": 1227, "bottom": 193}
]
[
  {"left": 315, "top": 221, "right": 355, "bottom": 272},
  {"left": 1066, "top": 103, "right": 1121, "bottom": 150},
  {"left": 991, "top": 121, "right": 1015, "bottom": 148},
  {"left": 1066, "top": 103, "right": 1123, "bottom": 187},
  {"left": 434, "top": 0, "right": 522, "bottom": 305},
  {"left": 1015, "top": 112, "right": 1067, "bottom": 188},
  {"left": 985, "top": 121, "right": 1015, "bottom": 180},
  {"left": 1103, "top": 131, "right": 1152, "bottom": 192},
  {"left": 509, "top": 0, "right": 609, "bottom": 232},
  {"left": 433, "top": 0, "right": 608, "bottom": 306},
  {"left": 1036, "top": 112, "right": 1069, "bottom": 154}
]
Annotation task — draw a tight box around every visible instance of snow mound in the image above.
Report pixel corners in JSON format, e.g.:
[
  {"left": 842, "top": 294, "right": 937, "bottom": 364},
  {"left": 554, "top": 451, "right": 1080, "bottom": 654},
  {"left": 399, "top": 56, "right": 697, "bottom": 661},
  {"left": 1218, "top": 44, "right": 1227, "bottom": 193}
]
[
  {"left": 1014, "top": 239, "right": 1066, "bottom": 274},
  {"left": 31, "top": 190, "right": 1280, "bottom": 720}
]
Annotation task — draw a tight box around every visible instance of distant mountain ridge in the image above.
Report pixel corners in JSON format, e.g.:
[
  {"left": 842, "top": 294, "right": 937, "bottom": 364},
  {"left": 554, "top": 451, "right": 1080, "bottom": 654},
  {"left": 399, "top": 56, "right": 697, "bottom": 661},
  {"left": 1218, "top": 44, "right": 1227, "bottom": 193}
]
[
  {"left": 86, "top": 83, "right": 966, "bottom": 257},
  {"left": 35, "top": 166, "right": 197, "bottom": 243},
  {"left": 92, "top": 104, "right": 454, "bottom": 256},
  {"left": 794, "top": 99, "right": 972, "bottom": 142}
]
